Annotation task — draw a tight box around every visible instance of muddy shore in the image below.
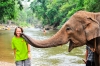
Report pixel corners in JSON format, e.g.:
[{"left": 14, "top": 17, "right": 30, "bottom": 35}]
[{"left": 0, "top": 61, "right": 15, "bottom": 66}]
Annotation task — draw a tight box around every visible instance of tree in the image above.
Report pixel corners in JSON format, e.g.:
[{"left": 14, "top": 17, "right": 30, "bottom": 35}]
[
  {"left": 0, "top": 0, "right": 23, "bottom": 23},
  {"left": 30, "top": 0, "right": 100, "bottom": 29}
]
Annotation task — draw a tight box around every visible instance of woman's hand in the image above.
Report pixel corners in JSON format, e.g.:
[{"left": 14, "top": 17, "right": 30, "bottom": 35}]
[{"left": 28, "top": 52, "right": 31, "bottom": 59}]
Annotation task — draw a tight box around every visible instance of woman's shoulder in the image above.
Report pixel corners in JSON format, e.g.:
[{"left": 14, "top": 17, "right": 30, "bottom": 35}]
[{"left": 12, "top": 36, "right": 18, "bottom": 40}]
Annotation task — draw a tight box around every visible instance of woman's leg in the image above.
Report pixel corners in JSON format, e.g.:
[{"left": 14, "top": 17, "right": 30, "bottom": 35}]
[
  {"left": 24, "top": 59, "right": 31, "bottom": 66},
  {"left": 15, "top": 61, "right": 23, "bottom": 66}
]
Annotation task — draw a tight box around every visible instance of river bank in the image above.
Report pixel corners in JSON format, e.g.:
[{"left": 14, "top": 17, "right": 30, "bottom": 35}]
[
  {"left": 0, "top": 24, "right": 17, "bottom": 30},
  {"left": 0, "top": 61, "right": 15, "bottom": 66}
]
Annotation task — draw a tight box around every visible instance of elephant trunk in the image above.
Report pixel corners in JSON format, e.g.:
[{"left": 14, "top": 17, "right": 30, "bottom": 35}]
[{"left": 22, "top": 31, "right": 69, "bottom": 48}]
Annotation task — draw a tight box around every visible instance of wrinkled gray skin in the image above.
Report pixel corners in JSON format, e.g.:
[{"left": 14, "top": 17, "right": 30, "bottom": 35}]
[{"left": 22, "top": 11, "right": 100, "bottom": 66}]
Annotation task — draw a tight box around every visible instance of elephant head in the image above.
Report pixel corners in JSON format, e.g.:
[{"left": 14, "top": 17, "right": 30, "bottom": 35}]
[{"left": 22, "top": 11, "right": 100, "bottom": 52}]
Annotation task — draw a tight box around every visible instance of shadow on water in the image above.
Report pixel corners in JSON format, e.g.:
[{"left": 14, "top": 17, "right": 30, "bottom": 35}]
[{"left": 0, "top": 28, "right": 85, "bottom": 66}]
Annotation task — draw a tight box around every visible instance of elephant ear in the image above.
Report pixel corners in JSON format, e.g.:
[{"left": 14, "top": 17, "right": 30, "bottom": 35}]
[{"left": 84, "top": 16, "right": 100, "bottom": 41}]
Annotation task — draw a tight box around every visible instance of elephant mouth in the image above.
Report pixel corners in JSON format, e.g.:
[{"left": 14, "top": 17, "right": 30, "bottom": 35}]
[{"left": 68, "top": 39, "right": 74, "bottom": 52}]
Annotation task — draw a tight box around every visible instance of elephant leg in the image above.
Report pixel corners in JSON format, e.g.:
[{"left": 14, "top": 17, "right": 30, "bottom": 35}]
[
  {"left": 98, "top": 45, "right": 100, "bottom": 66},
  {"left": 99, "top": 55, "right": 100, "bottom": 66},
  {"left": 94, "top": 52, "right": 99, "bottom": 66}
]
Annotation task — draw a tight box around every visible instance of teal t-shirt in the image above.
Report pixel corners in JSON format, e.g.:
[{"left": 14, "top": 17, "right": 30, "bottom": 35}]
[{"left": 12, "top": 36, "right": 28, "bottom": 61}]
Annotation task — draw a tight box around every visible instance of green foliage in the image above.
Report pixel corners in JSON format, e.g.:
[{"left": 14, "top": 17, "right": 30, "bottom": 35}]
[
  {"left": 0, "top": 0, "right": 24, "bottom": 23},
  {"left": 30, "top": 0, "right": 100, "bottom": 29},
  {"left": 0, "top": 0, "right": 15, "bottom": 20},
  {"left": 0, "top": 0, "right": 37, "bottom": 27},
  {"left": 14, "top": 8, "right": 36, "bottom": 27},
  {"left": 1, "top": 0, "right": 100, "bottom": 28}
]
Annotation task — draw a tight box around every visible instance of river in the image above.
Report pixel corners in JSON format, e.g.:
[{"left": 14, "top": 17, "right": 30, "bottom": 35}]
[{"left": 0, "top": 28, "right": 85, "bottom": 66}]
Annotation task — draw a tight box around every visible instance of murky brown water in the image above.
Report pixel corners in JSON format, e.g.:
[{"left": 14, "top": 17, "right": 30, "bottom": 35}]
[
  {"left": 0, "top": 30, "right": 14, "bottom": 62},
  {"left": 0, "top": 28, "right": 85, "bottom": 66}
]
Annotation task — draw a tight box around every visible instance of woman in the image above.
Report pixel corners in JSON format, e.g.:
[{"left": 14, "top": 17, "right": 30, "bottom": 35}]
[{"left": 11, "top": 27, "right": 31, "bottom": 66}]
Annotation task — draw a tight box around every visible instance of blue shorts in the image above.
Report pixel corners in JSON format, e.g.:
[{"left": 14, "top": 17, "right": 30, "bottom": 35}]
[{"left": 15, "top": 59, "right": 31, "bottom": 66}]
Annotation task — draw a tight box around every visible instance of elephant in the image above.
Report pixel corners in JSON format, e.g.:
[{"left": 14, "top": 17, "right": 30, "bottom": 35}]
[{"left": 21, "top": 11, "right": 100, "bottom": 66}]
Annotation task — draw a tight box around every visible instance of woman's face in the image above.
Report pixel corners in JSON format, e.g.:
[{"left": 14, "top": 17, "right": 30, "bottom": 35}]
[{"left": 16, "top": 28, "right": 22, "bottom": 37}]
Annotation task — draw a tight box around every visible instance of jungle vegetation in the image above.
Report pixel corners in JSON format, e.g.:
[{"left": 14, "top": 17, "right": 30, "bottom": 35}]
[{"left": 0, "top": 0, "right": 100, "bottom": 28}]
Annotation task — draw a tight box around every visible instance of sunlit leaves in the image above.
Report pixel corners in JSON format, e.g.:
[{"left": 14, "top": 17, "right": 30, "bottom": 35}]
[
  {"left": 0, "top": 0, "right": 25, "bottom": 23},
  {"left": 30, "top": 0, "right": 100, "bottom": 29}
]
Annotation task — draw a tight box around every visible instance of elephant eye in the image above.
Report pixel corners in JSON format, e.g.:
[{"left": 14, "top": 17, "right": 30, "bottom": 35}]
[{"left": 66, "top": 27, "right": 71, "bottom": 31}]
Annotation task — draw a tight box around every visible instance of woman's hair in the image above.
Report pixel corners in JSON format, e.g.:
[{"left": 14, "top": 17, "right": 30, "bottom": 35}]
[{"left": 14, "top": 27, "right": 23, "bottom": 36}]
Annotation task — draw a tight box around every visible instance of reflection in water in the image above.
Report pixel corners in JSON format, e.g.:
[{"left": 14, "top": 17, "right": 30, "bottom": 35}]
[{"left": 0, "top": 28, "right": 85, "bottom": 66}]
